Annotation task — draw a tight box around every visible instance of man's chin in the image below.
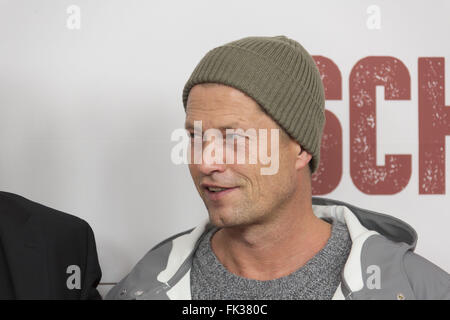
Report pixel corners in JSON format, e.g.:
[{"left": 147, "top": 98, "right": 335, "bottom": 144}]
[
  {"left": 207, "top": 210, "right": 240, "bottom": 228},
  {"left": 207, "top": 210, "right": 257, "bottom": 229}
]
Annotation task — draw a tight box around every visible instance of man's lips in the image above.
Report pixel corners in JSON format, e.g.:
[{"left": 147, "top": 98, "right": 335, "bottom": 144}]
[
  {"left": 202, "top": 185, "right": 239, "bottom": 201},
  {"left": 201, "top": 183, "right": 236, "bottom": 189}
]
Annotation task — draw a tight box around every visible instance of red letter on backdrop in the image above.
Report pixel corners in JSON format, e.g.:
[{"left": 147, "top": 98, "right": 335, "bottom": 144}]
[
  {"left": 418, "top": 58, "right": 449, "bottom": 194},
  {"left": 350, "top": 57, "right": 411, "bottom": 194},
  {"left": 312, "top": 56, "right": 342, "bottom": 195}
]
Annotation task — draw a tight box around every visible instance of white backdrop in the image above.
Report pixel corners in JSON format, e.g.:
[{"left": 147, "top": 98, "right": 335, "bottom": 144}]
[{"left": 0, "top": 0, "right": 449, "bottom": 297}]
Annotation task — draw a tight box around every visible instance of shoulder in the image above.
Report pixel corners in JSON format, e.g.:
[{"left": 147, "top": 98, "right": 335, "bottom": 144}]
[
  {"left": 105, "top": 227, "right": 196, "bottom": 300},
  {"left": 403, "top": 251, "right": 450, "bottom": 299},
  {"left": 0, "top": 191, "right": 93, "bottom": 240},
  {"left": 0, "top": 191, "right": 88, "bottom": 226},
  {"left": 355, "top": 234, "right": 448, "bottom": 300}
]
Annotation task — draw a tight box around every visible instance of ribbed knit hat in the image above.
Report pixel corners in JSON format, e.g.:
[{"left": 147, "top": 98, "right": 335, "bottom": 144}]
[{"left": 182, "top": 35, "right": 325, "bottom": 174}]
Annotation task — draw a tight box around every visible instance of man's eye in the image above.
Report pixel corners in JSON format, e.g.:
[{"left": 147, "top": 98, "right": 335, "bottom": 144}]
[{"left": 226, "top": 133, "right": 243, "bottom": 139}]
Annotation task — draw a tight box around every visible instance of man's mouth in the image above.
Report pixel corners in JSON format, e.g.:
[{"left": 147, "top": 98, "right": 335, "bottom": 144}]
[
  {"left": 206, "top": 186, "right": 229, "bottom": 192},
  {"left": 203, "top": 185, "right": 239, "bottom": 200}
]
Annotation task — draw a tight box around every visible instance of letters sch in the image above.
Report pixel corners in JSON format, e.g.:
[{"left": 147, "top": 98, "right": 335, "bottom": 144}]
[{"left": 312, "top": 56, "right": 449, "bottom": 195}]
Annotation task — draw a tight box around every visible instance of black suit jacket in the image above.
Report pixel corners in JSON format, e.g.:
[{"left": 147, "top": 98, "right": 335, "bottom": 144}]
[{"left": 0, "top": 191, "right": 102, "bottom": 299}]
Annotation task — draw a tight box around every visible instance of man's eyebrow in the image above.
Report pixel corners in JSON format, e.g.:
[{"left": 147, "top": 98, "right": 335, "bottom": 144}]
[{"left": 184, "top": 122, "right": 245, "bottom": 131}]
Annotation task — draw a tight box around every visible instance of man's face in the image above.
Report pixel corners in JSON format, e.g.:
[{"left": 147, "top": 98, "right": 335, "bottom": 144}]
[{"left": 185, "top": 83, "right": 303, "bottom": 228}]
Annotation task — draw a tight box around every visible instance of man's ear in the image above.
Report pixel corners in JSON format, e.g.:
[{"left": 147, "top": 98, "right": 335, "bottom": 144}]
[{"left": 295, "top": 146, "right": 312, "bottom": 171}]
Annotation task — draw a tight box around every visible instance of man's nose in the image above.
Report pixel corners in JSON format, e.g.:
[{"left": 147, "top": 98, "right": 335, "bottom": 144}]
[{"left": 196, "top": 139, "right": 227, "bottom": 175}]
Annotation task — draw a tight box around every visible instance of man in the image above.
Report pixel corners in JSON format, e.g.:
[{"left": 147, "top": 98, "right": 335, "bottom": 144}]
[
  {"left": 107, "top": 35, "right": 450, "bottom": 300},
  {"left": 0, "top": 191, "right": 102, "bottom": 299}
]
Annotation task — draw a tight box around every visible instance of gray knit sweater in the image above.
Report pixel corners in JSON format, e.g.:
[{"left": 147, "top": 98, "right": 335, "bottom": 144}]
[{"left": 190, "top": 218, "right": 352, "bottom": 300}]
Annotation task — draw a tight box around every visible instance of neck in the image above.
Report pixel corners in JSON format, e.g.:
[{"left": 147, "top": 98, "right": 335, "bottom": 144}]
[{"left": 210, "top": 196, "right": 332, "bottom": 281}]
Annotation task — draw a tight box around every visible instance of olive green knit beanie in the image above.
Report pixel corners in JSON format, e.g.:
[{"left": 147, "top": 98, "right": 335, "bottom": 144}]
[{"left": 182, "top": 35, "right": 325, "bottom": 174}]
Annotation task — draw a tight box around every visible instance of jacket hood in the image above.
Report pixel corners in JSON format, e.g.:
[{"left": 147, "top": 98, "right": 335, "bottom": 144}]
[{"left": 311, "top": 197, "right": 417, "bottom": 248}]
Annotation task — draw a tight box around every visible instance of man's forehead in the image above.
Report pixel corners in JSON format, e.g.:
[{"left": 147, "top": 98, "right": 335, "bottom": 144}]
[{"left": 184, "top": 84, "right": 280, "bottom": 132}]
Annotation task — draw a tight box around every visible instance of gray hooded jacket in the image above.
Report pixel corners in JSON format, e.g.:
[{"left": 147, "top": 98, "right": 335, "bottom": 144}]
[{"left": 106, "top": 197, "right": 450, "bottom": 300}]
